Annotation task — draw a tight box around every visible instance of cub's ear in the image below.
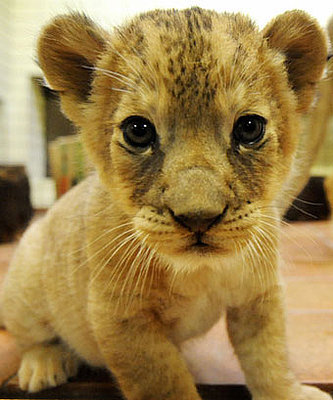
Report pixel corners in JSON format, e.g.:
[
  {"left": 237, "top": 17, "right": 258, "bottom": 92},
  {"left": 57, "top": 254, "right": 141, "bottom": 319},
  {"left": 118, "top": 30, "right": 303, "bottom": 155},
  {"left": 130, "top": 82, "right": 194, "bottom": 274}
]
[
  {"left": 37, "top": 13, "right": 108, "bottom": 123},
  {"left": 263, "top": 10, "right": 327, "bottom": 113}
]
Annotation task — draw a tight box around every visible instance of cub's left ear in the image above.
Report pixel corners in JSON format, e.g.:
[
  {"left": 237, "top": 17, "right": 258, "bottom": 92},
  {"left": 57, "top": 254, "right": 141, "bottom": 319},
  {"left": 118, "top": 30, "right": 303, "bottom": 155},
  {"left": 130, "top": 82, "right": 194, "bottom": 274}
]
[{"left": 263, "top": 10, "right": 328, "bottom": 113}]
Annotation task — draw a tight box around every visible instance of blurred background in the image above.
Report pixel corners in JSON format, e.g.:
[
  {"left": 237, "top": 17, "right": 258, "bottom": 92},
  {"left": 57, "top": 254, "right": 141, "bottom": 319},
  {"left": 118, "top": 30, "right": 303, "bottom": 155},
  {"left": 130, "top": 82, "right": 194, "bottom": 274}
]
[{"left": 0, "top": 0, "right": 332, "bottom": 238}]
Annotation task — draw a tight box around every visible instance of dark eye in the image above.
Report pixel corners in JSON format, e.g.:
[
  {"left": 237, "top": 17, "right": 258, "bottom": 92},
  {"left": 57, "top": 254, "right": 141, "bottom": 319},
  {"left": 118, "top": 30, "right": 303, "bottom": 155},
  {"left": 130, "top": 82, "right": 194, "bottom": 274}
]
[
  {"left": 120, "top": 116, "right": 156, "bottom": 150},
  {"left": 232, "top": 115, "right": 266, "bottom": 146}
]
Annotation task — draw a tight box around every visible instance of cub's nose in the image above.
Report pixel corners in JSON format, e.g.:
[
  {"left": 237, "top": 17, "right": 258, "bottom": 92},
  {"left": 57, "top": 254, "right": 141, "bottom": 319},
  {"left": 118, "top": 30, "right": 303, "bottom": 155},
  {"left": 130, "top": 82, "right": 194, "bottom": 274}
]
[{"left": 171, "top": 208, "right": 227, "bottom": 233}]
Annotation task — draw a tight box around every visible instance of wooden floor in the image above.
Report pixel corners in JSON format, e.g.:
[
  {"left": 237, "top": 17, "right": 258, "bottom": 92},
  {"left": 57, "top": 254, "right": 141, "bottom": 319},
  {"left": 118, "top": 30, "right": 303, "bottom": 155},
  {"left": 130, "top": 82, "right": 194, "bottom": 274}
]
[{"left": 0, "top": 220, "right": 332, "bottom": 399}]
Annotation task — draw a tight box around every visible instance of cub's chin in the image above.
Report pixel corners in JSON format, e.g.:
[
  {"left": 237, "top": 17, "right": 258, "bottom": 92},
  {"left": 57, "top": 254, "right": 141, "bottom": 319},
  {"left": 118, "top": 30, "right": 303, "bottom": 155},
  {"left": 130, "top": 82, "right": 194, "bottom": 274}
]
[{"left": 147, "top": 232, "right": 247, "bottom": 273}]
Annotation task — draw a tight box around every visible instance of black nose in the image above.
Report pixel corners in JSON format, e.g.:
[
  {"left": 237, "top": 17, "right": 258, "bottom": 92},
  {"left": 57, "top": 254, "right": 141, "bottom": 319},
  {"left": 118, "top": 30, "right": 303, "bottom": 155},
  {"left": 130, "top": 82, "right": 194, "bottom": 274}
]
[{"left": 172, "top": 207, "right": 228, "bottom": 233}]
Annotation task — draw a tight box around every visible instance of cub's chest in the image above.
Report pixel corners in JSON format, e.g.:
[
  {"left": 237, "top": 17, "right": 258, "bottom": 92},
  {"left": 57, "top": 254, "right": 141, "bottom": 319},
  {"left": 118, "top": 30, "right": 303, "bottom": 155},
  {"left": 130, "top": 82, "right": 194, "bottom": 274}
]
[{"left": 153, "top": 282, "right": 225, "bottom": 344}]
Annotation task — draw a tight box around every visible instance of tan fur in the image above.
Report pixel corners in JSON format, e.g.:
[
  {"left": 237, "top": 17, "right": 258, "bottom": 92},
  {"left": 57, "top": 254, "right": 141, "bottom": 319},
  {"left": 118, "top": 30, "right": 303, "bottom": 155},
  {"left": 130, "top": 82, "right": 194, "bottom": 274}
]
[
  {"left": 1, "top": 8, "right": 331, "bottom": 400},
  {"left": 323, "top": 17, "right": 333, "bottom": 218},
  {"left": 326, "top": 174, "right": 333, "bottom": 216}
]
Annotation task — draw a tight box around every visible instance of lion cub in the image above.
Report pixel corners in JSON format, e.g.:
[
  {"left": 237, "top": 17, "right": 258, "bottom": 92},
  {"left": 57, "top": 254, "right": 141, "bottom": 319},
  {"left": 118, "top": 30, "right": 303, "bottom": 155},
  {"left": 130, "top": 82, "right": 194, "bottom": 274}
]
[{"left": 1, "top": 7, "right": 331, "bottom": 400}]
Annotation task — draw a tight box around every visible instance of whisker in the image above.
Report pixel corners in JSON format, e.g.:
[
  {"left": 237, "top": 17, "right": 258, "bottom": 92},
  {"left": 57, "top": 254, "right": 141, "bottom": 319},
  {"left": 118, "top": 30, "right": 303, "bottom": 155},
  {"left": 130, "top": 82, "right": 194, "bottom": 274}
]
[
  {"left": 246, "top": 233, "right": 271, "bottom": 294},
  {"left": 83, "top": 65, "right": 136, "bottom": 91},
  {"left": 128, "top": 235, "right": 150, "bottom": 292},
  {"left": 108, "top": 239, "right": 144, "bottom": 313},
  {"left": 110, "top": 47, "right": 150, "bottom": 93},
  {"left": 68, "top": 221, "right": 133, "bottom": 257},
  {"left": 251, "top": 226, "right": 278, "bottom": 278},
  {"left": 70, "top": 227, "right": 135, "bottom": 276},
  {"left": 146, "top": 245, "right": 159, "bottom": 299},
  {"left": 105, "top": 232, "right": 152, "bottom": 313},
  {"left": 288, "top": 202, "right": 319, "bottom": 220},
  {"left": 138, "top": 245, "right": 157, "bottom": 304},
  {"left": 89, "top": 231, "right": 138, "bottom": 286},
  {"left": 120, "top": 234, "right": 150, "bottom": 309},
  {"left": 94, "top": 66, "right": 137, "bottom": 85},
  {"left": 259, "top": 218, "right": 314, "bottom": 262},
  {"left": 244, "top": 237, "right": 262, "bottom": 291},
  {"left": 112, "top": 87, "right": 132, "bottom": 94}
]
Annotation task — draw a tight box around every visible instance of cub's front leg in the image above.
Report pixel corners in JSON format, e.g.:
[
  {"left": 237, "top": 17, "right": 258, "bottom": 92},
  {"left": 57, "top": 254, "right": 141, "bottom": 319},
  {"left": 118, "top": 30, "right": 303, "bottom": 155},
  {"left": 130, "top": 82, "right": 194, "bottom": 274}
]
[
  {"left": 227, "top": 285, "right": 332, "bottom": 400},
  {"left": 89, "top": 296, "right": 201, "bottom": 400}
]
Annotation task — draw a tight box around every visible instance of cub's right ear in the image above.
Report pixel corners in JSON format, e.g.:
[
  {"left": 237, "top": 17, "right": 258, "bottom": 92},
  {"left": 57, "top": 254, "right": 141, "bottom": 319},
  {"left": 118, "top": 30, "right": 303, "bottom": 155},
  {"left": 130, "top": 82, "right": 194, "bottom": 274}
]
[{"left": 37, "top": 13, "right": 108, "bottom": 123}]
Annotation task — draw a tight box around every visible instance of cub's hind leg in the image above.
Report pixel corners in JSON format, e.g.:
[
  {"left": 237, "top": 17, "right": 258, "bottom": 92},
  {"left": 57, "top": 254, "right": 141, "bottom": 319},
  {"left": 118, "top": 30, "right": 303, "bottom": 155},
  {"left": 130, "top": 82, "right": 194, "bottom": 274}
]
[
  {"left": 18, "top": 342, "right": 79, "bottom": 392},
  {"left": 2, "top": 270, "right": 80, "bottom": 392},
  {"left": 3, "top": 300, "right": 81, "bottom": 392}
]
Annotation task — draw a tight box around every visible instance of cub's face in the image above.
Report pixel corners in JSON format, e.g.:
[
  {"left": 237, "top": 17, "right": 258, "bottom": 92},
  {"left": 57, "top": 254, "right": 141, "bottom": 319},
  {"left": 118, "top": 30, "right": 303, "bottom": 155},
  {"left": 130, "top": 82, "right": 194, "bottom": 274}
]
[{"left": 38, "top": 8, "right": 327, "bottom": 269}]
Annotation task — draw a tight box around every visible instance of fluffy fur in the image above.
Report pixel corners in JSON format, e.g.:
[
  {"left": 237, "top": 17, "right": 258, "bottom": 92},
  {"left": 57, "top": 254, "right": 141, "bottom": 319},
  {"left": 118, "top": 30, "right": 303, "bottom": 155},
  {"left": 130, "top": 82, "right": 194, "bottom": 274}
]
[
  {"left": 325, "top": 174, "right": 333, "bottom": 215},
  {"left": 1, "top": 8, "right": 331, "bottom": 400}
]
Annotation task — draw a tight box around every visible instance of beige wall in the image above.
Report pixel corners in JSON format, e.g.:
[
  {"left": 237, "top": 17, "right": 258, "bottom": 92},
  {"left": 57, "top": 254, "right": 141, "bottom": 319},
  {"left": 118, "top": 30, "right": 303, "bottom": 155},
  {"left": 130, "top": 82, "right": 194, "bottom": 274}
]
[{"left": 0, "top": 0, "right": 11, "bottom": 162}]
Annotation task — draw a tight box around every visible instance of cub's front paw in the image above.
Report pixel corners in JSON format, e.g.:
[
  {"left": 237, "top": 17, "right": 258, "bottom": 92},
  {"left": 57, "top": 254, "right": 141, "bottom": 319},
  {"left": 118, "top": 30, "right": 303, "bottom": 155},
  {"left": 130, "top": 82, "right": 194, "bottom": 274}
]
[
  {"left": 18, "top": 344, "right": 79, "bottom": 392},
  {"left": 297, "top": 385, "right": 332, "bottom": 400}
]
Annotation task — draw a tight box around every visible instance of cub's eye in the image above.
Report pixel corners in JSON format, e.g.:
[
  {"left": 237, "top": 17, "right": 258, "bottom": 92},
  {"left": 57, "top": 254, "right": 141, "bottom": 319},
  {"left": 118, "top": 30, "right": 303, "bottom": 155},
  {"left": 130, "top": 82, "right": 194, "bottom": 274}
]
[
  {"left": 232, "top": 115, "right": 266, "bottom": 146},
  {"left": 120, "top": 116, "right": 156, "bottom": 149}
]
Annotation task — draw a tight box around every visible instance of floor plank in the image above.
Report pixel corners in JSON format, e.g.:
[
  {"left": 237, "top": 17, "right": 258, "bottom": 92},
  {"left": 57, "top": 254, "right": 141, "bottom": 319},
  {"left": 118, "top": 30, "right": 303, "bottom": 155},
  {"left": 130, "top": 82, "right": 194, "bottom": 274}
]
[{"left": 0, "top": 368, "right": 332, "bottom": 400}]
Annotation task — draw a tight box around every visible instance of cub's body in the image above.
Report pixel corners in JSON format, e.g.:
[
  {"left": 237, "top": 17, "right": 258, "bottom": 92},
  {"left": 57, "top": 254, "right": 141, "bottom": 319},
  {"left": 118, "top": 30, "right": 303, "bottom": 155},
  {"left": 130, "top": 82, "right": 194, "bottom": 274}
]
[
  {"left": 4, "top": 175, "right": 237, "bottom": 363},
  {"left": 1, "top": 7, "right": 331, "bottom": 400}
]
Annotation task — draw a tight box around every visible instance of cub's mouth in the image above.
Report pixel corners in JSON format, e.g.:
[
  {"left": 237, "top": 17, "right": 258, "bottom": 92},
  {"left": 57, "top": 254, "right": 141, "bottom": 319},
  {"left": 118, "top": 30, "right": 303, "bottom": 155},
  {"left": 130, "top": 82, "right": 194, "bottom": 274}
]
[
  {"left": 187, "top": 232, "right": 217, "bottom": 253},
  {"left": 134, "top": 205, "right": 253, "bottom": 259},
  {"left": 172, "top": 206, "right": 229, "bottom": 255},
  {"left": 192, "top": 235, "right": 210, "bottom": 248}
]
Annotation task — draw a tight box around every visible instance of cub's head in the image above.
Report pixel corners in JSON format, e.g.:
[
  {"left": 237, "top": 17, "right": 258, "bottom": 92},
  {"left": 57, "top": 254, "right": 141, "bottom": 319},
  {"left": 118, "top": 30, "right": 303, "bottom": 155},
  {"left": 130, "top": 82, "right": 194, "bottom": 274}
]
[{"left": 38, "top": 8, "right": 327, "bottom": 270}]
